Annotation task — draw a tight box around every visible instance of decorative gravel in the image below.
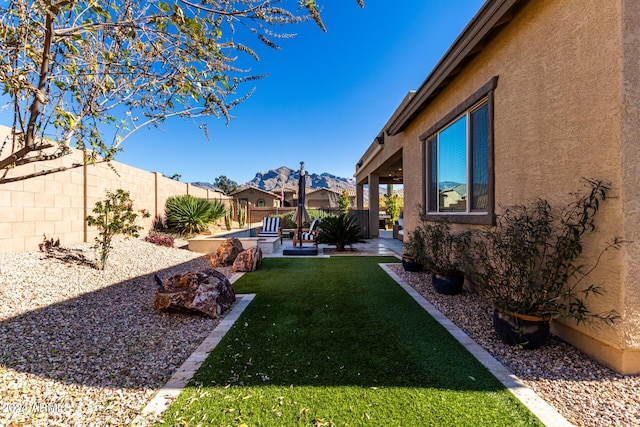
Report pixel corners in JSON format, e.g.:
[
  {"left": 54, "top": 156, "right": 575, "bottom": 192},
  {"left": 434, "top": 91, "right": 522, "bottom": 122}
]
[
  {"left": 388, "top": 264, "right": 640, "bottom": 427},
  {"left": 0, "top": 239, "right": 233, "bottom": 426}
]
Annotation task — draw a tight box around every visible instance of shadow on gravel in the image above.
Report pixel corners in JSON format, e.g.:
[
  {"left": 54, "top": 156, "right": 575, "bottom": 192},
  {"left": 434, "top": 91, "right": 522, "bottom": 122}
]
[
  {"left": 40, "top": 246, "right": 98, "bottom": 269},
  {"left": 0, "top": 257, "right": 221, "bottom": 390}
]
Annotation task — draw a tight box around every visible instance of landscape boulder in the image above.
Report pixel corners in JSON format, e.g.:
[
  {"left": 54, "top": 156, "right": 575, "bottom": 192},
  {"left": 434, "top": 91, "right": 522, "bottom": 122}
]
[
  {"left": 233, "top": 246, "right": 263, "bottom": 272},
  {"left": 209, "top": 238, "right": 244, "bottom": 267},
  {"left": 154, "top": 269, "right": 235, "bottom": 318}
]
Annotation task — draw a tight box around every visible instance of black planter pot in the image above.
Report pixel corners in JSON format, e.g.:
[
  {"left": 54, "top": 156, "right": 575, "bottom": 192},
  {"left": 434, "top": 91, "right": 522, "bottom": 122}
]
[
  {"left": 431, "top": 273, "right": 464, "bottom": 295},
  {"left": 402, "top": 255, "right": 423, "bottom": 272},
  {"left": 492, "top": 309, "right": 550, "bottom": 350}
]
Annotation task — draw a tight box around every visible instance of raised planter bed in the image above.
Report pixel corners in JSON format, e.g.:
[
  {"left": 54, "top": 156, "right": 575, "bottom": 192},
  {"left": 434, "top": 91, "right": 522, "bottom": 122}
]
[{"left": 188, "top": 236, "right": 280, "bottom": 254}]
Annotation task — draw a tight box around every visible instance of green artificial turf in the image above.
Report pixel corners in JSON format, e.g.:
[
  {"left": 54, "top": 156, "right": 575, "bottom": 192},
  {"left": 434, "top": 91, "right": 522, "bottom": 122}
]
[{"left": 159, "top": 256, "right": 542, "bottom": 426}]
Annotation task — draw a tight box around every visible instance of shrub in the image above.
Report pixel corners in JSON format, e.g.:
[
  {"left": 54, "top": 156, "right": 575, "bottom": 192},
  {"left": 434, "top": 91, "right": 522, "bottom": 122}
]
[
  {"left": 317, "top": 213, "right": 365, "bottom": 251},
  {"left": 412, "top": 221, "right": 469, "bottom": 276},
  {"left": 404, "top": 226, "right": 427, "bottom": 261},
  {"left": 272, "top": 211, "right": 297, "bottom": 229},
  {"left": 86, "top": 189, "right": 150, "bottom": 270},
  {"left": 165, "top": 195, "right": 226, "bottom": 235},
  {"left": 384, "top": 193, "right": 401, "bottom": 226},
  {"left": 145, "top": 233, "right": 175, "bottom": 248},
  {"left": 338, "top": 189, "right": 350, "bottom": 215},
  {"left": 39, "top": 234, "right": 60, "bottom": 252},
  {"left": 469, "top": 178, "right": 622, "bottom": 324}
]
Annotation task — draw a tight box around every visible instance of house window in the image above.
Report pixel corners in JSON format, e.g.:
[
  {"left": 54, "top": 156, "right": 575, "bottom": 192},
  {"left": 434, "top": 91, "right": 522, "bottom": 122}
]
[
  {"left": 421, "top": 77, "right": 496, "bottom": 224},
  {"left": 257, "top": 199, "right": 265, "bottom": 207}
]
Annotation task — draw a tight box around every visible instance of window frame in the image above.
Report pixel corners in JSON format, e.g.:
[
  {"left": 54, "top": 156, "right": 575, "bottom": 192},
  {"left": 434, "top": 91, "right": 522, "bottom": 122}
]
[{"left": 420, "top": 76, "right": 497, "bottom": 225}]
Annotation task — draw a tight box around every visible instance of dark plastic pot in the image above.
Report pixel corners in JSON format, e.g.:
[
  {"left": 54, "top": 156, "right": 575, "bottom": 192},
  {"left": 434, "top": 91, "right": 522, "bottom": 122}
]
[
  {"left": 431, "top": 273, "right": 464, "bottom": 295},
  {"left": 402, "top": 255, "right": 423, "bottom": 272},
  {"left": 492, "top": 309, "right": 550, "bottom": 349}
]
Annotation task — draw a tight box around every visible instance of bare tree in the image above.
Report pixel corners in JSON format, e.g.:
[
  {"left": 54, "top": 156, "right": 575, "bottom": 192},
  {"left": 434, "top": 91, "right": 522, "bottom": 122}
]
[{"left": 0, "top": 0, "right": 363, "bottom": 183}]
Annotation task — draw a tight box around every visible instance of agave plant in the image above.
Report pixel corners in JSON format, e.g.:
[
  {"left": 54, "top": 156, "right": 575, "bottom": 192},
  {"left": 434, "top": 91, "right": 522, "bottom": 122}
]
[
  {"left": 165, "top": 195, "right": 226, "bottom": 235},
  {"left": 317, "top": 213, "right": 364, "bottom": 251}
]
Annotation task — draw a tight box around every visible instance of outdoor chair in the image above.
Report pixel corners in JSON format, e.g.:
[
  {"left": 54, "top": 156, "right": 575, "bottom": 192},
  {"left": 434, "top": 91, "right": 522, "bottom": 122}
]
[
  {"left": 293, "top": 218, "right": 320, "bottom": 247},
  {"left": 258, "top": 217, "right": 282, "bottom": 243}
]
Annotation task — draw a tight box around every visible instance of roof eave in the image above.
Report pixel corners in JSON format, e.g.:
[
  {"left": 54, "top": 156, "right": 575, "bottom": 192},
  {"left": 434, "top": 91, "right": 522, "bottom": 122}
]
[{"left": 387, "top": 0, "right": 526, "bottom": 135}]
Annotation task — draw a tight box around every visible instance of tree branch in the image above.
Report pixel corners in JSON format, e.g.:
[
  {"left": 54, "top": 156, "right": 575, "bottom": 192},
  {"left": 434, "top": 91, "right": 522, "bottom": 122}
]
[{"left": 0, "top": 162, "right": 83, "bottom": 184}]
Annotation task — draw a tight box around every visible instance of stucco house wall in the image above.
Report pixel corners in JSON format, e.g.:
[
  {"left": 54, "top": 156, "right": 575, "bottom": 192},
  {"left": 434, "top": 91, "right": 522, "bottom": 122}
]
[
  {"left": 232, "top": 187, "right": 279, "bottom": 208},
  {"left": 306, "top": 188, "right": 338, "bottom": 209},
  {"left": 356, "top": 0, "right": 640, "bottom": 373}
]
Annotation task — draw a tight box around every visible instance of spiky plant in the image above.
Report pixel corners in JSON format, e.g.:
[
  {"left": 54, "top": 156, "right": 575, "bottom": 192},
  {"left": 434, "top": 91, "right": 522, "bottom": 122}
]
[
  {"left": 224, "top": 203, "right": 234, "bottom": 230},
  {"left": 317, "top": 213, "right": 365, "bottom": 251},
  {"left": 237, "top": 206, "right": 247, "bottom": 229},
  {"left": 165, "top": 195, "right": 226, "bottom": 235}
]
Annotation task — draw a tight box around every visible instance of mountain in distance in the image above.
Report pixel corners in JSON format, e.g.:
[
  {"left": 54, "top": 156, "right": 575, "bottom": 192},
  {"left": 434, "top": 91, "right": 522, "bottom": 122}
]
[{"left": 243, "top": 166, "right": 355, "bottom": 192}]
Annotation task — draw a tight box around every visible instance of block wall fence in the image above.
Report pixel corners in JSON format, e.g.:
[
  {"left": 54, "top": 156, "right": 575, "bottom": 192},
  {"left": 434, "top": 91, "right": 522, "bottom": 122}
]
[{"left": 0, "top": 147, "right": 230, "bottom": 254}]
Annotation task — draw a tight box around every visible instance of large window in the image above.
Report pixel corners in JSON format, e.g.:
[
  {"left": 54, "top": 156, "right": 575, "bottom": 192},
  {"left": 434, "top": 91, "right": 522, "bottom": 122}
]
[{"left": 422, "top": 77, "right": 496, "bottom": 224}]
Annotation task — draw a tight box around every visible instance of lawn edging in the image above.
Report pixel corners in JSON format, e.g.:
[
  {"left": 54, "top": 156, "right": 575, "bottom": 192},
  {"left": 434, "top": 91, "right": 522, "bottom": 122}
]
[{"left": 380, "top": 263, "right": 572, "bottom": 427}]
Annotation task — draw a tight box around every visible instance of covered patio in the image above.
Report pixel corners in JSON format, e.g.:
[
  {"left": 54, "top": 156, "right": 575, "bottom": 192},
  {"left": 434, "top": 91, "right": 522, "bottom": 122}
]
[{"left": 354, "top": 93, "right": 413, "bottom": 238}]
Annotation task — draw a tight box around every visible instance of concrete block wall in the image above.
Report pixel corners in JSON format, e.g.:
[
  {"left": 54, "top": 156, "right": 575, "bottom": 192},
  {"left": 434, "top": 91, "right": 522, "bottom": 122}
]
[{"left": 0, "top": 147, "right": 230, "bottom": 253}]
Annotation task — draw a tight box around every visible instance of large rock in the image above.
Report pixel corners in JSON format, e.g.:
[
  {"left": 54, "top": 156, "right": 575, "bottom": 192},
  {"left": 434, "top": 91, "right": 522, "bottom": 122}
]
[
  {"left": 154, "top": 269, "right": 236, "bottom": 318},
  {"left": 233, "top": 246, "right": 263, "bottom": 272},
  {"left": 209, "top": 238, "right": 244, "bottom": 267}
]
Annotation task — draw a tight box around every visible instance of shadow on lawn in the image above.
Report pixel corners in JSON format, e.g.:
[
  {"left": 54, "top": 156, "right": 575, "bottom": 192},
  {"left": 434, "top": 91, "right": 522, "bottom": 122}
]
[{"left": 0, "top": 257, "right": 219, "bottom": 390}]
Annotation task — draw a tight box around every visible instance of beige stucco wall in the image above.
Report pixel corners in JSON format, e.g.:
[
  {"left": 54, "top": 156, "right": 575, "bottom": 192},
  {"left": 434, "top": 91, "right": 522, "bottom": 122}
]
[
  {"left": 306, "top": 189, "right": 338, "bottom": 209},
  {"left": 619, "top": 0, "right": 640, "bottom": 368},
  {"left": 0, "top": 146, "right": 229, "bottom": 253},
  {"left": 361, "top": 0, "right": 639, "bottom": 372},
  {"left": 233, "top": 188, "right": 278, "bottom": 207}
]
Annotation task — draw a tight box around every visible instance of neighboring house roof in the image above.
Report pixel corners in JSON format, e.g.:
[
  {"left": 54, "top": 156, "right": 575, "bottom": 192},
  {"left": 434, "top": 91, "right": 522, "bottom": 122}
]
[
  {"left": 274, "top": 187, "right": 296, "bottom": 192},
  {"left": 387, "top": 0, "right": 527, "bottom": 135},
  {"left": 442, "top": 184, "right": 467, "bottom": 197},
  {"left": 306, "top": 187, "right": 340, "bottom": 196},
  {"left": 232, "top": 186, "right": 277, "bottom": 198}
]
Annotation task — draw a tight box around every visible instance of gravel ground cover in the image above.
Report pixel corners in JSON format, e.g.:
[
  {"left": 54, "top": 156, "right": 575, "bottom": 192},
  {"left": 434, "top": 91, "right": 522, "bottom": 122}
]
[
  {"left": 0, "top": 239, "right": 232, "bottom": 426},
  {"left": 388, "top": 264, "right": 640, "bottom": 427}
]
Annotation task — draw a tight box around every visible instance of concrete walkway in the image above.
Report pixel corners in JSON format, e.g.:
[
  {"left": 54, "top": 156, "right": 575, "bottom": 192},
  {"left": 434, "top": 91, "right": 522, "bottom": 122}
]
[{"left": 266, "top": 229, "right": 403, "bottom": 258}]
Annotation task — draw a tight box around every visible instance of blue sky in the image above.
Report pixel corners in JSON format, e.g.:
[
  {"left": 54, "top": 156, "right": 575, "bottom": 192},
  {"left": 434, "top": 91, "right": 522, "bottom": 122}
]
[{"left": 3, "top": 0, "right": 486, "bottom": 185}]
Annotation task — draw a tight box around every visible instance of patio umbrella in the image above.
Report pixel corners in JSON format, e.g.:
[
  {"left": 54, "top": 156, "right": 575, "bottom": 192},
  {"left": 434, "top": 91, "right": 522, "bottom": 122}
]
[{"left": 293, "top": 161, "right": 310, "bottom": 242}]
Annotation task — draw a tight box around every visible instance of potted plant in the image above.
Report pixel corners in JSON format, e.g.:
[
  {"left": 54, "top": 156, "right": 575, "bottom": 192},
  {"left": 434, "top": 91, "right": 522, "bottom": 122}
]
[
  {"left": 469, "top": 178, "right": 621, "bottom": 349},
  {"left": 413, "top": 220, "right": 469, "bottom": 295},
  {"left": 402, "top": 227, "right": 425, "bottom": 272}
]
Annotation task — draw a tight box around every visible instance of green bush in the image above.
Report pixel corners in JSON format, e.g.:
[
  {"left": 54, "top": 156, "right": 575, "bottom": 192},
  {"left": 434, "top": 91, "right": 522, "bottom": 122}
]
[
  {"left": 86, "top": 189, "right": 150, "bottom": 270},
  {"left": 412, "top": 221, "right": 469, "bottom": 276},
  {"left": 317, "top": 213, "right": 365, "bottom": 251},
  {"left": 165, "top": 195, "right": 226, "bottom": 235},
  {"left": 272, "top": 211, "right": 297, "bottom": 229},
  {"left": 469, "top": 178, "right": 621, "bottom": 323}
]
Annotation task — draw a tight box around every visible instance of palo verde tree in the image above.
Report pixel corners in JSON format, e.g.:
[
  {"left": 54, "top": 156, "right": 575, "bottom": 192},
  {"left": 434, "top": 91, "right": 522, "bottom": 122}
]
[{"left": 0, "top": 0, "right": 363, "bottom": 184}]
